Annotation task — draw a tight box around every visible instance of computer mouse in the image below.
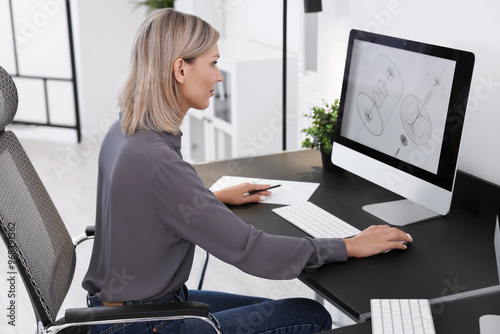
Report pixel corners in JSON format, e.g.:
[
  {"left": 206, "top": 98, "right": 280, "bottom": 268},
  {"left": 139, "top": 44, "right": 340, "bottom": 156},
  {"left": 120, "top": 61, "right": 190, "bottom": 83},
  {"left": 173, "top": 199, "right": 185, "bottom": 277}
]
[{"left": 383, "top": 240, "right": 412, "bottom": 253}]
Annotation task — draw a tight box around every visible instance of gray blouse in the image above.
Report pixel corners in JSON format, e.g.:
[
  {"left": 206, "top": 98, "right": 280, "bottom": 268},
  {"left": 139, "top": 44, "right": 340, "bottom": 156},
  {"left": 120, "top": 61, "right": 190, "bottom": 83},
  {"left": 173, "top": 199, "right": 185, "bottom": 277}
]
[{"left": 82, "top": 119, "right": 347, "bottom": 302}]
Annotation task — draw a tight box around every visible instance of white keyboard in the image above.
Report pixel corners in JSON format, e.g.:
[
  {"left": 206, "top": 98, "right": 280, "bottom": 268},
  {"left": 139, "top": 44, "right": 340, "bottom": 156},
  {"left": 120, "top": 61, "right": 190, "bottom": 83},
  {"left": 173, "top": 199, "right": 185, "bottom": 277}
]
[
  {"left": 371, "top": 299, "right": 436, "bottom": 334},
  {"left": 272, "top": 202, "right": 361, "bottom": 239}
]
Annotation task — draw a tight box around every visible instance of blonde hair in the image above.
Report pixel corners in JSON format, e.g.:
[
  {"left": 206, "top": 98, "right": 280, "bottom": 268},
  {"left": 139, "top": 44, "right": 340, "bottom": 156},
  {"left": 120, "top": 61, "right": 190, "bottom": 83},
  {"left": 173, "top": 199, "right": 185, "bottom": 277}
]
[{"left": 119, "top": 9, "right": 220, "bottom": 135}]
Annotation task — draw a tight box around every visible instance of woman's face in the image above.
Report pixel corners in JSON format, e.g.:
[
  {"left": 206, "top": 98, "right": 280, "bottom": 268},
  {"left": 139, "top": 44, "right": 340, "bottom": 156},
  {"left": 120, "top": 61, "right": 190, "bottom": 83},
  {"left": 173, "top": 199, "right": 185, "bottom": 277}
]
[{"left": 178, "top": 44, "right": 223, "bottom": 111}]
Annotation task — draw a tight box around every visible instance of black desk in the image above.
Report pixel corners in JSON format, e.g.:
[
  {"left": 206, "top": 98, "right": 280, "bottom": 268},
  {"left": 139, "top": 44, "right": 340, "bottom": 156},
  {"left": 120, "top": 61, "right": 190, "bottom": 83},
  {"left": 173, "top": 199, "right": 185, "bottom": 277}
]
[
  {"left": 194, "top": 149, "right": 499, "bottom": 321},
  {"left": 322, "top": 291, "right": 500, "bottom": 334}
]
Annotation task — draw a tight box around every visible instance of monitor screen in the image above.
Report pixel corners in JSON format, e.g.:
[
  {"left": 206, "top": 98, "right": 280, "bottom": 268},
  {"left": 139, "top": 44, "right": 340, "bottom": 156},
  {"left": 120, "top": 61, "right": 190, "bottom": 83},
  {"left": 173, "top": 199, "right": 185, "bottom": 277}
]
[{"left": 332, "top": 30, "right": 475, "bottom": 225}]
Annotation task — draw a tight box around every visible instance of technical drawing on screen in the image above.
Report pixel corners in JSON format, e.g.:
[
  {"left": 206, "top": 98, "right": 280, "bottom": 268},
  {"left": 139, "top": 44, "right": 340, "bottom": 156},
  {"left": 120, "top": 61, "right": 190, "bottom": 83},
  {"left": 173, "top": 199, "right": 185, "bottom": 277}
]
[{"left": 332, "top": 30, "right": 475, "bottom": 226}]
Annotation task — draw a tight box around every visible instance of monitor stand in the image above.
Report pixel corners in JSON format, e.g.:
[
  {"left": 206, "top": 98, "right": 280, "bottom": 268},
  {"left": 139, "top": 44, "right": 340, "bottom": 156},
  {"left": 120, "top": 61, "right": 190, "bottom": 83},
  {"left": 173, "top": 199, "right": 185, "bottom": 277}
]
[{"left": 362, "top": 199, "right": 442, "bottom": 226}]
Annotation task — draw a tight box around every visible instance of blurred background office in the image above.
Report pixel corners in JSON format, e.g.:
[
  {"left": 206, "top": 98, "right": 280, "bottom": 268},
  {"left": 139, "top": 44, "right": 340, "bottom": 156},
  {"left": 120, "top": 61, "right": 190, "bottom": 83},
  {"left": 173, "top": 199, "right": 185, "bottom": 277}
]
[{"left": 1, "top": 0, "right": 500, "bottom": 333}]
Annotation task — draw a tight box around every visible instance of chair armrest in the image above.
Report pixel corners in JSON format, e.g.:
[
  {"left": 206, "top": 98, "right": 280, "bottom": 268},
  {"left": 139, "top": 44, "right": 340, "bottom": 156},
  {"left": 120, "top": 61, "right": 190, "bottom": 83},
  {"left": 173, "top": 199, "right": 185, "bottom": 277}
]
[
  {"left": 85, "top": 225, "right": 95, "bottom": 237},
  {"left": 73, "top": 225, "right": 95, "bottom": 246},
  {"left": 64, "top": 301, "right": 210, "bottom": 323}
]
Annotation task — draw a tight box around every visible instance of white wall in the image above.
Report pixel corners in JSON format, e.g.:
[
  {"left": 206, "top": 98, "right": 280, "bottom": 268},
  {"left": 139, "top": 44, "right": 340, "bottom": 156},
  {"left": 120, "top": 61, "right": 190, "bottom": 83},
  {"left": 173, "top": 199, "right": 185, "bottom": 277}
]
[
  {"left": 317, "top": 0, "right": 500, "bottom": 186},
  {"left": 71, "top": 0, "right": 146, "bottom": 138},
  {"left": 220, "top": 0, "right": 301, "bottom": 53}
]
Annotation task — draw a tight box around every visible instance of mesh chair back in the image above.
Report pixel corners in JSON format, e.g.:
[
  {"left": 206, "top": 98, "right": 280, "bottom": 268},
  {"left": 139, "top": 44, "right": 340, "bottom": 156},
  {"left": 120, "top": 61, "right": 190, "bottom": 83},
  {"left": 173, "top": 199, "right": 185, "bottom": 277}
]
[
  {"left": 0, "top": 66, "right": 76, "bottom": 325},
  {"left": 0, "top": 66, "right": 18, "bottom": 130}
]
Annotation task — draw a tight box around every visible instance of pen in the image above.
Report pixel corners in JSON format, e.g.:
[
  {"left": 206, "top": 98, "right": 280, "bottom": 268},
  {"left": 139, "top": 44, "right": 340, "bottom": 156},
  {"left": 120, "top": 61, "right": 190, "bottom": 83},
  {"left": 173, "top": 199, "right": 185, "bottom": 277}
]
[{"left": 243, "top": 185, "right": 281, "bottom": 196}]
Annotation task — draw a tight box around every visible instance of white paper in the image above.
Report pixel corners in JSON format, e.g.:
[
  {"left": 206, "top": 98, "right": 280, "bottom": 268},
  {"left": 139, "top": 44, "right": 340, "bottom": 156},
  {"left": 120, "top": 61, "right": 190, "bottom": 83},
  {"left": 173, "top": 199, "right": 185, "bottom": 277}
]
[{"left": 209, "top": 176, "right": 319, "bottom": 205}]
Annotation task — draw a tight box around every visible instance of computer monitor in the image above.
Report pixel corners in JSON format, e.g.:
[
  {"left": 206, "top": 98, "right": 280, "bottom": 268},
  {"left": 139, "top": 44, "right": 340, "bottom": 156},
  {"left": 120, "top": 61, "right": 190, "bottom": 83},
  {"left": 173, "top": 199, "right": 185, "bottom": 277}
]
[{"left": 332, "top": 29, "right": 475, "bottom": 226}]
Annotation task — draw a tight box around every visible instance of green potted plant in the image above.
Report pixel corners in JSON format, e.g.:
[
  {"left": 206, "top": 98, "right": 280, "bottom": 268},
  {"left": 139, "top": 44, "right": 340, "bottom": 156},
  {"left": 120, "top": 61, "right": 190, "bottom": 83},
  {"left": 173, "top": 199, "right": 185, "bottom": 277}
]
[
  {"left": 135, "top": 0, "right": 175, "bottom": 12},
  {"left": 301, "top": 99, "right": 340, "bottom": 172}
]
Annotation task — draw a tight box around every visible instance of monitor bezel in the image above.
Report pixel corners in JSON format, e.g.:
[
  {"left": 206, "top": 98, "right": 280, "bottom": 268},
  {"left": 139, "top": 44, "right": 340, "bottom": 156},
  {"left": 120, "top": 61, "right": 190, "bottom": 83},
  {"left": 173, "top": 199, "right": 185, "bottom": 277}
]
[{"left": 334, "top": 29, "right": 475, "bottom": 191}]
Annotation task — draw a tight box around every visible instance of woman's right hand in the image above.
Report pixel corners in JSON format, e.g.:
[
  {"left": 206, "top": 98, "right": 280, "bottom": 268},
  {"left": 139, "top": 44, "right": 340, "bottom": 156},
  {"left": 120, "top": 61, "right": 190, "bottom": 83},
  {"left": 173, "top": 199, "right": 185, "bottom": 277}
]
[
  {"left": 212, "top": 182, "right": 272, "bottom": 205},
  {"left": 343, "top": 225, "right": 413, "bottom": 258}
]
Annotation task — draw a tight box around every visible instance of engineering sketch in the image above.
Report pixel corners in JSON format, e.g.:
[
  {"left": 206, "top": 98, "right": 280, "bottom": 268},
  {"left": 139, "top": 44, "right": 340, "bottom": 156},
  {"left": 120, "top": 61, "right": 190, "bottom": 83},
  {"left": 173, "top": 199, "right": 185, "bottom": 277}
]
[
  {"left": 354, "top": 52, "right": 448, "bottom": 158},
  {"left": 356, "top": 54, "right": 404, "bottom": 136},
  {"left": 399, "top": 69, "right": 446, "bottom": 150},
  {"left": 395, "top": 134, "right": 408, "bottom": 157}
]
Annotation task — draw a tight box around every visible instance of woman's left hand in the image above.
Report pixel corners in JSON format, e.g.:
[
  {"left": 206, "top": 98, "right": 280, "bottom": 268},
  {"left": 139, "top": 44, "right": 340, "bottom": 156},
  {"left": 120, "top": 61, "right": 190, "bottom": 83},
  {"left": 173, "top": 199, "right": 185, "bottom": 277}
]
[{"left": 213, "top": 183, "right": 272, "bottom": 205}]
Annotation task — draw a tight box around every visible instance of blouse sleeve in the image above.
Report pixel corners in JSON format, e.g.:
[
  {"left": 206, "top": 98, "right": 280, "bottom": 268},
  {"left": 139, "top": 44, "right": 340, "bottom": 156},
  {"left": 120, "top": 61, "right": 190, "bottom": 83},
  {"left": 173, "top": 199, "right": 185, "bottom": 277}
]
[{"left": 152, "top": 159, "right": 347, "bottom": 280}]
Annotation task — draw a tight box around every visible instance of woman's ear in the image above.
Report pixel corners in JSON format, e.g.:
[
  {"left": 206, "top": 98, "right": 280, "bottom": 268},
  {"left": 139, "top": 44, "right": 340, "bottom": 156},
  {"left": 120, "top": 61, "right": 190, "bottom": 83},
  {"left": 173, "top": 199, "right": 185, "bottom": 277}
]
[{"left": 173, "top": 58, "right": 186, "bottom": 84}]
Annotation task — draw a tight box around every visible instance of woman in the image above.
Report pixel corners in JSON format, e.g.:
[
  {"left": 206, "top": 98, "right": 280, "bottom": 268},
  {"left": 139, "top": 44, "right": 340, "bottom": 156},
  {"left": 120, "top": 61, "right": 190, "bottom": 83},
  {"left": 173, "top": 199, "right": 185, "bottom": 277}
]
[{"left": 82, "top": 8, "right": 412, "bottom": 334}]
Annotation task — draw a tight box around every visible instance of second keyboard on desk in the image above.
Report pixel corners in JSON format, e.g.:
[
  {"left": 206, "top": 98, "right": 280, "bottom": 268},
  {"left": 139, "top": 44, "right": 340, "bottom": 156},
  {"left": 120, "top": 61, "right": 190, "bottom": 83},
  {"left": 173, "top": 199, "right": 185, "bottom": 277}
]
[
  {"left": 371, "top": 299, "right": 436, "bottom": 334},
  {"left": 272, "top": 202, "right": 361, "bottom": 239}
]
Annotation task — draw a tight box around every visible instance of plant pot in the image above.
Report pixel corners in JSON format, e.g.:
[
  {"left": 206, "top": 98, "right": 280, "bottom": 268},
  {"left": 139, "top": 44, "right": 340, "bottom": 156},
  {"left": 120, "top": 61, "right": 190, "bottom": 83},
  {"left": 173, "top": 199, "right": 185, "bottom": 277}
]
[{"left": 320, "top": 149, "right": 340, "bottom": 173}]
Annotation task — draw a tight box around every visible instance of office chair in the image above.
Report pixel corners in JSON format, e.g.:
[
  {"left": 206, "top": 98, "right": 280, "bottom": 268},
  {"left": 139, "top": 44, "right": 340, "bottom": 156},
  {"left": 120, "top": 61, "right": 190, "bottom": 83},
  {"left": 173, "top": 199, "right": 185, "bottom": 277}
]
[{"left": 0, "top": 65, "right": 221, "bottom": 334}]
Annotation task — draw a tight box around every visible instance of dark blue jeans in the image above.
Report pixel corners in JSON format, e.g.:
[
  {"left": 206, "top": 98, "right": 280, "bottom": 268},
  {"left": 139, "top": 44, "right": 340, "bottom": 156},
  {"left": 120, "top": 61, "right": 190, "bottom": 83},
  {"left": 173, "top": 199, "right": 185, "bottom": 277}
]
[{"left": 87, "top": 286, "right": 332, "bottom": 333}]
